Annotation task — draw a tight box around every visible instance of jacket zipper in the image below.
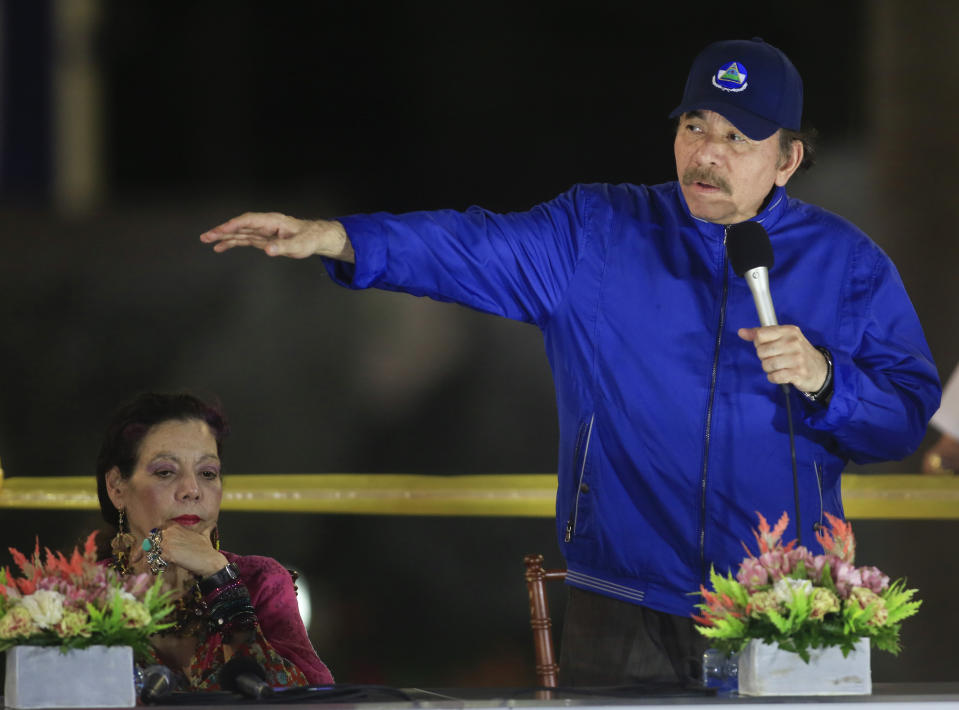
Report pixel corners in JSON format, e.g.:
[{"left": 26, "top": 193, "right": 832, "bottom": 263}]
[
  {"left": 813, "top": 460, "right": 824, "bottom": 532},
  {"left": 565, "top": 414, "right": 595, "bottom": 542},
  {"left": 699, "top": 229, "right": 730, "bottom": 582}
]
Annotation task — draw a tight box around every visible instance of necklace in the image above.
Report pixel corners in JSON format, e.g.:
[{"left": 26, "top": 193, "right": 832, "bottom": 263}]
[{"left": 156, "top": 583, "right": 208, "bottom": 637}]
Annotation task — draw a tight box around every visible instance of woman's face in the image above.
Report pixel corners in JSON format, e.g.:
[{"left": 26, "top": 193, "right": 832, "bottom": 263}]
[{"left": 107, "top": 418, "right": 222, "bottom": 542}]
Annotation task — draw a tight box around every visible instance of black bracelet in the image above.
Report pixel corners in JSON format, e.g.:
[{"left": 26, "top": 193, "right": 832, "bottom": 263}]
[
  {"left": 802, "top": 346, "right": 834, "bottom": 405},
  {"left": 208, "top": 584, "right": 257, "bottom": 636},
  {"left": 198, "top": 562, "right": 240, "bottom": 597}
]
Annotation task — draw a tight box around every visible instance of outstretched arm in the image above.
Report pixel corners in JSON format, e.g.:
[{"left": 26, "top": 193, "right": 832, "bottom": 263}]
[
  {"left": 202, "top": 186, "right": 592, "bottom": 326},
  {"left": 201, "top": 212, "right": 355, "bottom": 263}
]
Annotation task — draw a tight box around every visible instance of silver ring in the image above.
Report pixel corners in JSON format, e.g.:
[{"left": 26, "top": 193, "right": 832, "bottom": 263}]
[{"left": 143, "top": 528, "right": 168, "bottom": 575}]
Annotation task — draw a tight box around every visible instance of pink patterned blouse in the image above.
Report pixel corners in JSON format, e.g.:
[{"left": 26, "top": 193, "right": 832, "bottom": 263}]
[{"left": 140, "top": 551, "right": 334, "bottom": 689}]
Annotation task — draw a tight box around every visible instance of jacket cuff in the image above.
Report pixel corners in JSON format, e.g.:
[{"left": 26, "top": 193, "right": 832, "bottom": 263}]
[
  {"left": 322, "top": 213, "right": 389, "bottom": 289},
  {"left": 803, "top": 348, "right": 855, "bottom": 430}
]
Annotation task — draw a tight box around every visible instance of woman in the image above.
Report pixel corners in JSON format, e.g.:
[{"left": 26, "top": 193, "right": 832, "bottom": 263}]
[{"left": 96, "top": 391, "right": 333, "bottom": 689}]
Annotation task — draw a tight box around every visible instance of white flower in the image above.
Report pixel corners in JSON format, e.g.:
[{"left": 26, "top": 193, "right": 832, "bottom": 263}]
[
  {"left": 20, "top": 589, "right": 65, "bottom": 629},
  {"left": 108, "top": 587, "right": 137, "bottom": 604},
  {"left": 772, "top": 576, "right": 812, "bottom": 605}
]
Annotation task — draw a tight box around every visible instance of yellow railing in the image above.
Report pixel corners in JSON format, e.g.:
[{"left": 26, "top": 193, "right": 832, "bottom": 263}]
[{"left": 0, "top": 469, "right": 957, "bottom": 518}]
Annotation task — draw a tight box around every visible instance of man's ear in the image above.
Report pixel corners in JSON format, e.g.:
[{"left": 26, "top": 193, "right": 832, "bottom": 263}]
[
  {"left": 775, "top": 138, "right": 803, "bottom": 186},
  {"left": 105, "top": 467, "right": 126, "bottom": 510}
]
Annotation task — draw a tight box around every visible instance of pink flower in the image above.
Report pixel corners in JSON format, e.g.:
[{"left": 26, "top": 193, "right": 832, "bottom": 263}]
[
  {"left": 786, "top": 546, "right": 814, "bottom": 576},
  {"left": 759, "top": 550, "right": 788, "bottom": 580},
  {"left": 859, "top": 566, "right": 890, "bottom": 594},
  {"left": 809, "top": 554, "right": 828, "bottom": 582},
  {"left": 833, "top": 560, "right": 863, "bottom": 599},
  {"left": 811, "top": 554, "right": 845, "bottom": 585},
  {"left": 124, "top": 573, "right": 153, "bottom": 598},
  {"left": 737, "top": 557, "right": 769, "bottom": 591}
]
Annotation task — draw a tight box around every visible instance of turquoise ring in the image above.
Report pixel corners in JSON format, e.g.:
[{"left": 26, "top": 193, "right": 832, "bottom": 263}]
[{"left": 143, "top": 528, "right": 167, "bottom": 575}]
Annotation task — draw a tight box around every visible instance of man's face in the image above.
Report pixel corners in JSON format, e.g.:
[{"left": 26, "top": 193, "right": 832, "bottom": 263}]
[{"left": 674, "top": 110, "right": 800, "bottom": 224}]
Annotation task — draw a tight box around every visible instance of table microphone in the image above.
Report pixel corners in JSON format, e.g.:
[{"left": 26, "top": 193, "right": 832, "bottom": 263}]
[
  {"left": 140, "top": 664, "right": 176, "bottom": 703},
  {"left": 219, "top": 655, "right": 274, "bottom": 699}
]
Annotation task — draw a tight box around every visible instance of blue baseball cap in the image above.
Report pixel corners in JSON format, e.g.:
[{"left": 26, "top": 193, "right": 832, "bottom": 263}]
[{"left": 669, "top": 37, "right": 803, "bottom": 140}]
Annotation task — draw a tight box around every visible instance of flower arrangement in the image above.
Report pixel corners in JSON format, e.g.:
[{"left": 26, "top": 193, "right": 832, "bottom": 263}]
[
  {"left": 694, "top": 511, "right": 921, "bottom": 662},
  {"left": 0, "top": 532, "right": 173, "bottom": 657}
]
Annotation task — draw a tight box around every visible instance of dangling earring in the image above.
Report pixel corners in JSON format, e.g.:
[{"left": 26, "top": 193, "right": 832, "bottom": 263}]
[
  {"left": 111, "top": 508, "right": 136, "bottom": 575},
  {"left": 210, "top": 526, "right": 220, "bottom": 551}
]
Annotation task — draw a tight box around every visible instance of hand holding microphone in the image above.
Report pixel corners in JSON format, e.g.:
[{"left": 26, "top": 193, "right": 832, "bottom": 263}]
[{"left": 726, "top": 221, "right": 829, "bottom": 395}]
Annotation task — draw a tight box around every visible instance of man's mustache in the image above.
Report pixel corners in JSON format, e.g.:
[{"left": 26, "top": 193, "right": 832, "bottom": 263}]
[{"left": 682, "top": 167, "right": 731, "bottom": 194}]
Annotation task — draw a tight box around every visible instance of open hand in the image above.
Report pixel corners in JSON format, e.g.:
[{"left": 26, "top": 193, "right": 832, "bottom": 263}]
[{"left": 201, "top": 212, "right": 354, "bottom": 262}]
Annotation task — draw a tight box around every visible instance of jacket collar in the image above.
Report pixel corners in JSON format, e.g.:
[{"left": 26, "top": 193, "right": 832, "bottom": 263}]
[{"left": 677, "top": 183, "right": 789, "bottom": 241}]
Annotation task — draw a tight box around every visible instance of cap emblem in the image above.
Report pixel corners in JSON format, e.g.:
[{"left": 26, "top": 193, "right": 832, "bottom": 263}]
[{"left": 712, "top": 61, "right": 748, "bottom": 92}]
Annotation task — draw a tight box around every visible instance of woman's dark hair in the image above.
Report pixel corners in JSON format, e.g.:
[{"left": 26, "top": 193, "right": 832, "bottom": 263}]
[{"left": 96, "top": 392, "right": 230, "bottom": 529}]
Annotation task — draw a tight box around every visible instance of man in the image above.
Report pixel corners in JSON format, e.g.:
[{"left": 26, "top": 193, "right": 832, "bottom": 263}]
[
  {"left": 201, "top": 38, "right": 940, "bottom": 686},
  {"left": 922, "top": 363, "right": 959, "bottom": 473}
]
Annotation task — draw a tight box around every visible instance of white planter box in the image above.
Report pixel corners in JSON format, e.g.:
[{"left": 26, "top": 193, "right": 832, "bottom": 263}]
[
  {"left": 737, "top": 637, "right": 871, "bottom": 696},
  {"left": 4, "top": 645, "right": 136, "bottom": 709}
]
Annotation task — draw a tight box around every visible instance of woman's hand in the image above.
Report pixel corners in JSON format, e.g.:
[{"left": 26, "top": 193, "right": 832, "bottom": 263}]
[
  {"left": 133, "top": 521, "right": 228, "bottom": 580},
  {"left": 156, "top": 522, "right": 228, "bottom": 578}
]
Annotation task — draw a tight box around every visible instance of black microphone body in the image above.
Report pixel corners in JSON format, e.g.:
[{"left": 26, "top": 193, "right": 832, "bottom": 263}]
[
  {"left": 726, "top": 221, "right": 777, "bottom": 327},
  {"left": 219, "top": 656, "right": 274, "bottom": 699},
  {"left": 141, "top": 664, "right": 176, "bottom": 703}
]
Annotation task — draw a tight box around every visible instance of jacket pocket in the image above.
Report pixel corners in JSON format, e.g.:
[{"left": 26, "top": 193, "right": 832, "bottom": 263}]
[
  {"left": 812, "top": 458, "right": 825, "bottom": 534},
  {"left": 564, "top": 414, "right": 595, "bottom": 543}
]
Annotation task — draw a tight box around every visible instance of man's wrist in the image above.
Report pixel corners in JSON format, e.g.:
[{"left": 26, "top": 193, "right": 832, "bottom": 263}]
[
  {"left": 318, "top": 220, "right": 355, "bottom": 262},
  {"left": 802, "top": 346, "right": 833, "bottom": 405}
]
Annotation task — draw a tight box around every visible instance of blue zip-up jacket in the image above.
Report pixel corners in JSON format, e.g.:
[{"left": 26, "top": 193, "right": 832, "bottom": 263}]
[{"left": 326, "top": 181, "right": 940, "bottom": 617}]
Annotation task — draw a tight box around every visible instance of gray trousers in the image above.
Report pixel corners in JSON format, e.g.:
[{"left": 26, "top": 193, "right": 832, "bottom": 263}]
[{"left": 558, "top": 586, "right": 709, "bottom": 687}]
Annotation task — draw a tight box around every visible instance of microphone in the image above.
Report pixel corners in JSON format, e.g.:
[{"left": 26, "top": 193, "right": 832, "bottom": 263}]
[
  {"left": 726, "top": 221, "right": 777, "bottom": 326},
  {"left": 725, "top": 220, "right": 803, "bottom": 544},
  {"left": 140, "top": 664, "right": 176, "bottom": 703},
  {"left": 219, "top": 656, "right": 274, "bottom": 699}
]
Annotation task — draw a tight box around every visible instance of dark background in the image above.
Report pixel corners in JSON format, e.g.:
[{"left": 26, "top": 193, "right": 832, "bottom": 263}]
[{"left": 1, "top": 0, "right": 957, "bottom": 688}]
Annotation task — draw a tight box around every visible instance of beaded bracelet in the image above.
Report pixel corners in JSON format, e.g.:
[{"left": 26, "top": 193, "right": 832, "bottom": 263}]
[
  {"left": 204, "top": 578, "right": 257, "bottom": 638},
  {"left": 202, "top": 579, "right": 242, "bottom": 604}
]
